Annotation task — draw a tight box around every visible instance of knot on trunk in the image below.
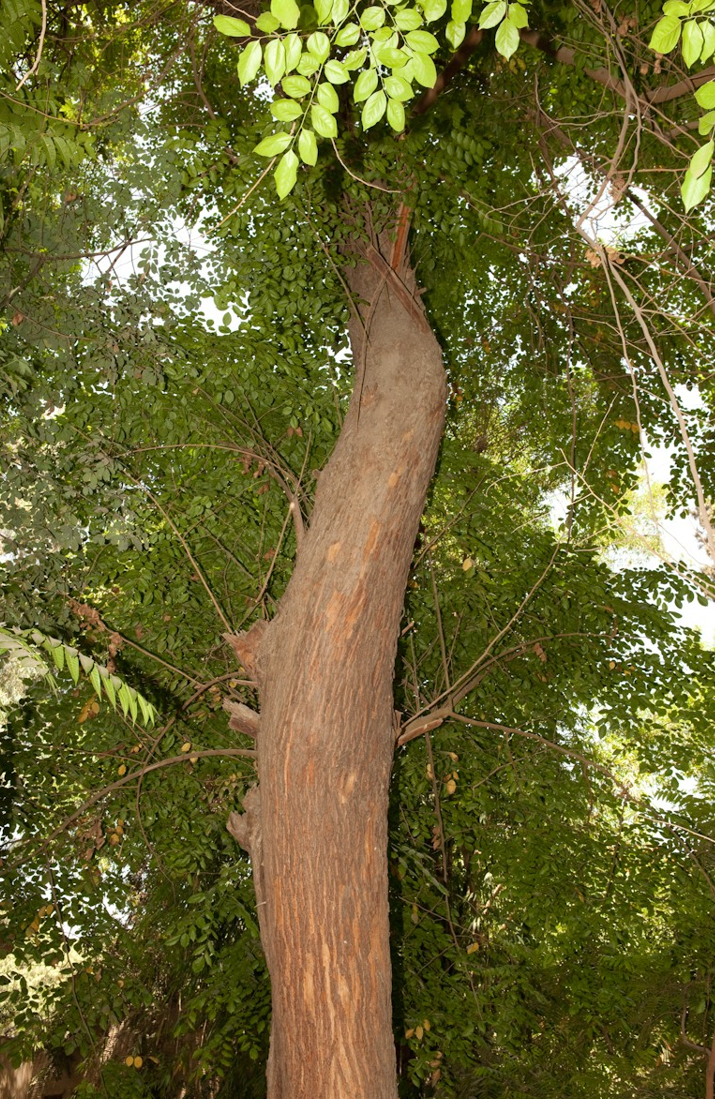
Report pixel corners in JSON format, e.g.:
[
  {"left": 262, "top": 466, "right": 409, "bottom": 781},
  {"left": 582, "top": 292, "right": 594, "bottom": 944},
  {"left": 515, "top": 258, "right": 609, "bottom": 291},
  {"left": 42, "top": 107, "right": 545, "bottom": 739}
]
[
  {"left": 224, "top": 620, "right": 268, "bottom": 682},
  {"left": 222, "top": 697, "right": 260, "bottom": 739},
  {"left": 227, "top": 784, "right": 262, "bottom": 855}
]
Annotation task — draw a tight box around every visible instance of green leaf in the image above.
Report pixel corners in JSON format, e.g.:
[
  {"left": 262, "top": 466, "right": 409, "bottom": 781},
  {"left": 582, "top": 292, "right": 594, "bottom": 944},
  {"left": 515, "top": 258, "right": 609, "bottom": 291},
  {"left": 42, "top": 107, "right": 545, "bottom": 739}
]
[
  {"left": 405, "top": 29, "right": 440, "bottom": 52},
  {"left": 298, "top": 127, "right": 318, "bottom": 164},
  {"left": 395, "top": 8, "right": 423, "bottom": 28},
  {"left": 495, "top": 17, "right": 519, "bottom": 57},
  {"left": 682, "top": 19, "right": 703, "bottom": 66},
  {"left": 254, "top": 131, "right": 294, "bottom": 156},
  {"left": 282, "top": 73, "right": 313, "bottom": 97},
  {"left": 66, "top": 648, "right": 80, "bottom": 684},
  {"left": 662, "top": 0, "right": 689, "bottom": 13},
  {"left": 103, "top": 674, "right": 117, "bottom": 710},
  {"left": 118, "top": 681, "right": 132, "bottom": 717},
  {"left": 421, "top": 0, "right": 447, "bottom": 20},
  {"left": 79, "top": 653, "right": 94, "bottom": 675},
  {"left": 376, "top": 44, "right": 408, "bottom": 66},
  {"left": 508, "top": 2, "right": 528, "bottom": 28},
  {"left": 317, "top": 81, "right": 340, "bottom": 111},
  {"left": 51, "top": 643, "right": 65, "bottom": 672},
  {"left": 255, "top": 11, "right": 281, "bottom": 31},
  {"left": 275, "top": 149, "right": 299, "bottom": 197},
  {"left": 691, "top": 137, "right": 714, "bottom": 175},
  {"left": 127, "top": 686, "right": 138, "bottom": 723},
  {"left": 307, "top": 31, "right": 331, "bottom": 61},
  {"left": 701, "top": 21, "right": 715, "bottom": 59},
  {"left": 284, "top": 33, "right": 302, "bottom": 70},
  {"left": 386, "top": 97, "right": 405, "bottom": 130},
  {"left": 238, "top": 40, "right": 262, "bottom": 86},
  {"left": 213, "top": 14, "right": 251, "bottom": 35},
  {"left": 385, "top": 73, "right": 414, "bottom": 100},
  {"left": 271, "top": 98, "right": 304, "bottom": 120},
  {"left": 297, "top": 52, "right": 322, "bottom": 75},
  {"left": 335, "top": 22, "right": 361, "bottom": 44},
  {"left": 315, "top": 0, "right": 333, "bottom": 21},
  {"left": 138, "top": 694, "right": 153, "bottom": 727},
  {"left": 446, "top": 19, "right": 466, "bottom": 47},
  {"left": 360, "top": 6, "right": 386, "bottom": 29},
  {"left": 410, "top": 49, "right": 437, "bottom": 86},
  {"left": 479, "top": 0, "right": 506, "bottom": 28},
  {"left": 264, "top": 39, "right": 286, "bottom": 85},
  {"left": 695, "top": 79, "right": 715, "bottom": 107},
  {"left": 90, "top": 663, "right": 102, "bottom": 699},
  {"left": 698, "top": 109, "right": 715, "bottom": 134},
  {"left": 332, "top": 0, "right": 350, "bottom": 22},
  {"left": 311, "top": 101, "right": 339, "bottom": 136},
  {"left": 682, "top": 160, "right": 712, "bottom": 210},
  {"left": 325, "top": 58, "right": 349, "bottom": 82},
  {"left": 451, "top": 0, "right": 472, "bottom": 21},
  {"left": 648, "top": 14, "right": 682, "bottom": 53},
  {"left": 361, "top": 88, "right": 387, "bottom": 128},
  {"left": 343, "top": 47, "right": 368, "bottom": 68},
  {"left": 354, "top": 67, "right": 379, "bottom": 101},
  {"left": 271, "top": 0, "right": 301, "bottom": 28}
]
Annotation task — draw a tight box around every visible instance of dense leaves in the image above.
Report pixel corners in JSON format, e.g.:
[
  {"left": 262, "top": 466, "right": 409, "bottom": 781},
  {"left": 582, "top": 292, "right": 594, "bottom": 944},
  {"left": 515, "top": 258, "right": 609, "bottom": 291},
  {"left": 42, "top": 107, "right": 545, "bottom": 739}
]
[{"left": 1, "top": 0, "right": 715, "bottom": 1095}]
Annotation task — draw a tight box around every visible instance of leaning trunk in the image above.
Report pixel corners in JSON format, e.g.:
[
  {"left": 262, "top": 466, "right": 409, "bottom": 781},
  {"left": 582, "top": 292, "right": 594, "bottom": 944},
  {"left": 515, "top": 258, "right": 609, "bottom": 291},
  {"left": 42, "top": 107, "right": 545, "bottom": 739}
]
[{"left": 229, "top": 214, "right": 446, "bottom": 1099}]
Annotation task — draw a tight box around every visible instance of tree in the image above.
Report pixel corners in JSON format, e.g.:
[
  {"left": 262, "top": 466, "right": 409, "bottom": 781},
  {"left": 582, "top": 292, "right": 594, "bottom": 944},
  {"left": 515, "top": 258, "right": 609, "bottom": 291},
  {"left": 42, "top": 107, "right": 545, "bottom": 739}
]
[{"left": 2, "top": 0, "right": 715, "bottom": 1096}]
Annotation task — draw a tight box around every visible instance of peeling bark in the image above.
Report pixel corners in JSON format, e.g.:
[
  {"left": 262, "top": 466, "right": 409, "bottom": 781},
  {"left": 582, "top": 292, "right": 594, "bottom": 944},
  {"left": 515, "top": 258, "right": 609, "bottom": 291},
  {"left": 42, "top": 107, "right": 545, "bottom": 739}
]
[{"left": 228, "top": 212, "right": 446, "bottom": 1099}]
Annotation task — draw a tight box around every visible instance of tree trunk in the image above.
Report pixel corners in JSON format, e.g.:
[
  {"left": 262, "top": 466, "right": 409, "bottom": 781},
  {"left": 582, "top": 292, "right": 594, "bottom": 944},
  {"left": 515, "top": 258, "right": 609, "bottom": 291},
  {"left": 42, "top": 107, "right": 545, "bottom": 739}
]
[{"left": 228, "top": 209, "right": 446, "bottom": 1099}]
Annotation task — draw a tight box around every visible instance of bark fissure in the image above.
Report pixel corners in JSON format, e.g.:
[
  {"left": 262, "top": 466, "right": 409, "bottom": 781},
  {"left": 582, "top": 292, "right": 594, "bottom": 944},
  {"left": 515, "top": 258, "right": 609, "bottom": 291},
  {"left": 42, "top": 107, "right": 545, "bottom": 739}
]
[{"left": 229, "top": 216, "right": 446, "bottom": 1099}]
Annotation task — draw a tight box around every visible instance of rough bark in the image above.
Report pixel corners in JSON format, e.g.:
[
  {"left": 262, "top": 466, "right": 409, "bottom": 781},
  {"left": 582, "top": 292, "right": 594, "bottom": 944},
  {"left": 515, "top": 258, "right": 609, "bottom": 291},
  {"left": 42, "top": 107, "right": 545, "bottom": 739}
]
[{"left": 228, "top": 209, "right": 446, "bottom": 1099}]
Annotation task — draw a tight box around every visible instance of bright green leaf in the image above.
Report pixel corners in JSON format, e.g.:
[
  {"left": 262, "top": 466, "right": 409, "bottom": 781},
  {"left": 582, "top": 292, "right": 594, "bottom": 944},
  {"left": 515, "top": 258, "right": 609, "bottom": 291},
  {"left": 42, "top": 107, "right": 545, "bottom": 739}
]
[
  {"left": 395, "top": 7, "right": 423, "bottom": 28},
  {"left": 307, "top": 31, "right": 331, "bottom": 61},
  {"left": 386, "top": 97, "right": 405, "bottom": 130},
  {"left": 508, "top": 3, "right": 528, "bottom": 28},
  {"left": 479, "top": 0, "right": 506, "bottom": 28},
  {"left": 385, "top": 73, "right": 414, "bottom": 99},
  {"left": 354, "top": 66, "right": 379, "bottom": 101},
  {"left": 691, "top": 137, "right": 714, "bottom": 176},
  {"left": 271, "top": 0, "right": 301, "bottom": 28},
  {"left": 238, "top": 40, "right": 262, "bottom": 85},
  {"left": 213, "top": 14, "right": 251, "bottom": 35},
  {"left": 255, "top": 11, "right": 281, "bottom": 31},
  {"left": 335, "top": 22, "right": 361, "bottom": 44},
  {"left": 361, "top": 88, "right": 387, "bottom": 127},
  {"left": 649, "top": 14, "right": 682, "bottom": 53},
  {"left": 695, "top": 79, "right": 715, "bottom": 107},
  {"left": 271, "top": 98, "right": 304, "bottom": 120},
  {"left": 421, "top": 0, "right": 448, "bottom": 20},
  {"left": 311, "top": 101, "right": 339, "bottom": 136},
  {"left": 405, "top": 29, "right": 440, "bottom": 52},
  {"left": 325, "top": 58, "right": 349, "bottom": 82},
  {"left": 682, "top": 19, "right": 704, "bottom": 65},
  {"left": 298, "top": 127, "right": 318, "bottom": 164},
  {"left": 254, "top": 131, "right": 294, "bottom": 156},
  {"left": 698, "top": 109, "right": 715, "bottom": 134},
  {"left": 264, "top": 39, "right": 287, "bottom": 84},
  {"left": 282, "top": 73, "right": 313, "bottom": 97},
  {"left": 495, "top": 17, "right": 519, "bottom": 57},
  {"left": 446, "top": 19, "right": 466, "bottom": 47},
  {"left": 410, "top": 49, "right": 437, "bottom": 86},
  {"left": 317, "top": 81, "right": 340, "bottom": 111},
  {"left": 90, "top": 663, "right": 102, "bottom": 699},
  {"left": 343, "top": 46, "right": 368, "bottom": 68},
  {"left": 284, "top": 33, "right": 302, "bottom": 70},
  {"left": 360, "top": 6, "right": 386, "bottom": 29},
  {"left": 275, "top": 149, "right": 299, "bottom": 197},
  {"left": 332, "top": 0, "right": 350, "bottom": 23},
  {"left": 451, "top": 0, "right": 472, "bottom": 21}
]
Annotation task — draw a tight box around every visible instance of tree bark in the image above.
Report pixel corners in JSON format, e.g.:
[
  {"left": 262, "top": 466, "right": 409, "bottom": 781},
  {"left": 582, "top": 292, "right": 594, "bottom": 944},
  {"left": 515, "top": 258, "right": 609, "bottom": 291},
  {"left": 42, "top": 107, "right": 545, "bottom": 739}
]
[{"left": 228, "top": 209, "right": 446, "bottom": 1099}]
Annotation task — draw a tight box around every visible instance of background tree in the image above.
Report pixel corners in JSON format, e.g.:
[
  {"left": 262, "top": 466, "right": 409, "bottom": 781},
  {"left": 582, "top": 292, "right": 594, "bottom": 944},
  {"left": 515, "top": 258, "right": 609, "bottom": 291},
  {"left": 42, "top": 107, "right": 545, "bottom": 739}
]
[{"left": 2, "top": 0, "right": 715, "bottom": 1096}]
